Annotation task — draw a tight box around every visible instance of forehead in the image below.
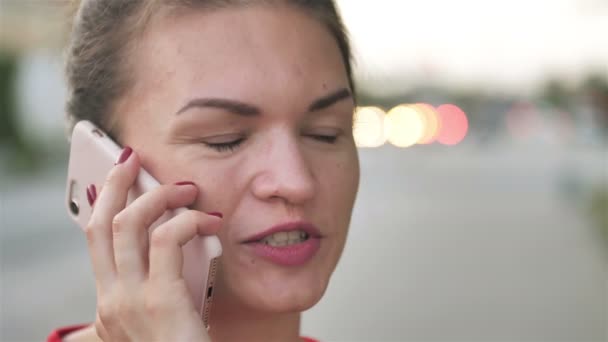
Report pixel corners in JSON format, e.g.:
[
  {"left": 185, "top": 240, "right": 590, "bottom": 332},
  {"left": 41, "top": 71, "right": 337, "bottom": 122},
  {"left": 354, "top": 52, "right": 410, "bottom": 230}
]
[{"left": 131, "top": 5, "right": 348, "bottom": 109}]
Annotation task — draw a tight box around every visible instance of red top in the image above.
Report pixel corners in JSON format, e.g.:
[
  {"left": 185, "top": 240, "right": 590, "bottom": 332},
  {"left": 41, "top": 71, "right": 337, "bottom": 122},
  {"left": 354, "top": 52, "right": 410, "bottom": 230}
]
[
  {"left": 47, "top": 324, "right": 319, "bottom": 342},
  {"left": 46, "top": 324, "right": 90, "bottom": 342}
]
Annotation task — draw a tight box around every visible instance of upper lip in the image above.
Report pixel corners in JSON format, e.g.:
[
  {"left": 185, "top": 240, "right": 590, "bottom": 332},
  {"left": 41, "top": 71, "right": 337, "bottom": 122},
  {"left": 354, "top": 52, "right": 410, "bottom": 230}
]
[{"left": 242, "top": 221, "right": 322, "bottom": 243}]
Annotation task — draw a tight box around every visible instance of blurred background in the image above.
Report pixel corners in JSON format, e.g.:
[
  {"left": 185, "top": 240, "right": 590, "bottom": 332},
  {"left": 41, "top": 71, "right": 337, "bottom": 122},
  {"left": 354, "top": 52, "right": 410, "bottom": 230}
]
[{"left": 1, "top": 0, "right": 606, "bottom": 341}]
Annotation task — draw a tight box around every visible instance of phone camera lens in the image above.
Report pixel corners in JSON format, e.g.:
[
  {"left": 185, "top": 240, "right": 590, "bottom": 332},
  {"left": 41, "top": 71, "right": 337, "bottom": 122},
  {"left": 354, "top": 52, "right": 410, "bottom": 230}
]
[{"left": 69, "top": 200, "right": 80, "bottom": 216}]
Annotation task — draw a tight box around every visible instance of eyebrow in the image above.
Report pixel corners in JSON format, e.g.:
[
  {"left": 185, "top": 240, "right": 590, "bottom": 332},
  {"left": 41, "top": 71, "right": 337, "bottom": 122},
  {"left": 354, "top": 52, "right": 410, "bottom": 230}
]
[
  {"left": 307, "top": 88, "right": 352, "bottom": 112},
  {"left": 176, "top": 98, "right": 259, "bottom": 116},
  {"left": 175, "top": 87, "right": 352, "bottom": 117}
]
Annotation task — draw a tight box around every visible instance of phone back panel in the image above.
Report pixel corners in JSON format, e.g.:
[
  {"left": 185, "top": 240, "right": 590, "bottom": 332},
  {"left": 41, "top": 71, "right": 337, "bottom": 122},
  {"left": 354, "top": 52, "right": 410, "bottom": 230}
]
[{"left": 66, "top": 120, "right": 222, "bottom": 324}]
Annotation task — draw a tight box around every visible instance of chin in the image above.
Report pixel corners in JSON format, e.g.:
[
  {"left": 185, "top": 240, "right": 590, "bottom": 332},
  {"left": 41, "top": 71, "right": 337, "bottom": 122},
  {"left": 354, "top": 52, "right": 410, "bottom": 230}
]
[
  {"left": 255, "top": 280, "right": 327, "bottom": 313},
  {"left": 214, "top": 260, "right": 333, "bottom": 315}
]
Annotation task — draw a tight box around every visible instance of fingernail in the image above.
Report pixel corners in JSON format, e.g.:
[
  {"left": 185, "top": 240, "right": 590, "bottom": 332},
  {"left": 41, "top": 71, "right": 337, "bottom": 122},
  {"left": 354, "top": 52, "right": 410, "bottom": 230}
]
[
  {"left": 86, "top": 184, "right": 97, "bottom": 206},
  {"left": 207, "top": 212, "right": 223, "bottom": 219},
  {"left": 175, "top": 181, "right": 196, "bottom": 186},
  {"left": 115, "top": 146, "right": 133, "bottom": 165}
]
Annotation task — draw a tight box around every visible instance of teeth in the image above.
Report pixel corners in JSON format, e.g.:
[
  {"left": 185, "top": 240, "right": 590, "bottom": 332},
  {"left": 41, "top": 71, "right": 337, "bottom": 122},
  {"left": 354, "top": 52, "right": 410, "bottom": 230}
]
[
  {"left": 273, "top": 232, "right": 288, "bottom": 243},
  {"left": 261, "top": 230, "right": 310, "bottom": 247}
]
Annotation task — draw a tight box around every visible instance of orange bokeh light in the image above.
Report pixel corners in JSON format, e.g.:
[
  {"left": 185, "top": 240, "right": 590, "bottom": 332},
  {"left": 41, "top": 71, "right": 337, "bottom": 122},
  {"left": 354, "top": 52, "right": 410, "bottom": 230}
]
[{"left": 412, "top": 103, "right": 441, "bottom": 144}]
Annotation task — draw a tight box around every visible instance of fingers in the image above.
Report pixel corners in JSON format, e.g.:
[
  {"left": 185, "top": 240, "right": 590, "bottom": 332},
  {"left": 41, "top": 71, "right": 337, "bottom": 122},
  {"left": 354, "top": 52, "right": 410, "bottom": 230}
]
[
  {"left": 85, "top": 147, "right": 139, "bottom": 291},
  {"left": 112, "top": 182, "right": 199, "bottom": 282},
  {"left": 84, "top": 146, "right": 219, "bottom": 342},
  {"left": 149, "top": 210, "right": 222, "bottom": 283}
]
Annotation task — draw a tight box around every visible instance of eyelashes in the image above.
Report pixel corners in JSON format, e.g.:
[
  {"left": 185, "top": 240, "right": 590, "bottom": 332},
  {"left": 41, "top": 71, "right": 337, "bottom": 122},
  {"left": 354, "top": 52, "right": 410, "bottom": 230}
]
[
  {"left": 203, "top": 138, "right": 245, "bottom": 152},
  {"left": 201, "top": 133, "right": 340, "bottom": 153},
  {"left": 308, "top": 134, "right": 338, "bottom": 144}
]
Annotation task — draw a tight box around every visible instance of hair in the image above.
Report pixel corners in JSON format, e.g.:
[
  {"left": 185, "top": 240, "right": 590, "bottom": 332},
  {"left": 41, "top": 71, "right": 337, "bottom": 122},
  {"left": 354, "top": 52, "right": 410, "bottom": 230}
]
[{"left": 64, "top": 0, "right": 355, "bottom": 139}]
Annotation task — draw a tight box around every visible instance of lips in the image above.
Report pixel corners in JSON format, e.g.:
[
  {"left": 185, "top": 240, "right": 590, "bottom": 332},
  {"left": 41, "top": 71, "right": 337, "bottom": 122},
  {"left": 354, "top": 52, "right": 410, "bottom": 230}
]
[
  {"left": 241, "top": 221, "right": 323, "bottom": 267},
  {"left": 241, "top": 221, "right": 322, "bottom": 244}
]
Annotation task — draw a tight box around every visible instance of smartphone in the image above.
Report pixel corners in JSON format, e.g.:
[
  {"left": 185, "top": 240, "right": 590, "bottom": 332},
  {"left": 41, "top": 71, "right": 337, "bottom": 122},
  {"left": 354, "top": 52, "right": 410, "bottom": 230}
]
[{"left": 66, "top": 120, "right": 222, "bottom": 328}]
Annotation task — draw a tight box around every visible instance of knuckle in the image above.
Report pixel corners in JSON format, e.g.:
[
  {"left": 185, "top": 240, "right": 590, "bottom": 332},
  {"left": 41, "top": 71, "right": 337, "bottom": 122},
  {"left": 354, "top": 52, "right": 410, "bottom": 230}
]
[
  {"left": 176, "top": 210, "right": 201, "bottom": 236},
  {"left": 143, "top": 293, "right": 163, "bottom": 316},
  {"left": 84, "top": 216, "right": 103, "bottom": 244},
  {"left": 150, "top": 227, "right": 171, "bottom": 247},
  {"left": 183, "top": 209, "right": 202, "bottom": 226},
  {"left": 151, "top": 186, "right": 172, "bottom": 208},
  {"left": 84, "top": 224, "right": 97, "bottom": 244},
  {"left": 97, "top": 299, "right": 116, "bottom": 323},
  {"left": 111, "top": 211, "right": 129, "bottom": 235}
]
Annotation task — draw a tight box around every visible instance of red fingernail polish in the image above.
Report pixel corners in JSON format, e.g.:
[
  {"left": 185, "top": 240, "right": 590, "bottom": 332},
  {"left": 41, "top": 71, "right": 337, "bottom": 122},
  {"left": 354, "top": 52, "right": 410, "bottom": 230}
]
[
  {"left": 86, "top": 184, "right": 97, "bottom": 206},
  {"left": 115, "top": 146, "right": 133, "bottom": 165},
  {"left": 208, "top": 212, "right": 223, "bottom": 218},
  {"left": 175, "top": 181, "right": 196, "bottom": 186}
]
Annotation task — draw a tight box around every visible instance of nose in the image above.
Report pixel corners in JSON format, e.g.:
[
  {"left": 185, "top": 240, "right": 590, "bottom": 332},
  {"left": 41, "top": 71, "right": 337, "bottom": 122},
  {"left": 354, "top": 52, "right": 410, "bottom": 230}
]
[{"left": 251, "top": 133, "right": 316, "bottom": 205}]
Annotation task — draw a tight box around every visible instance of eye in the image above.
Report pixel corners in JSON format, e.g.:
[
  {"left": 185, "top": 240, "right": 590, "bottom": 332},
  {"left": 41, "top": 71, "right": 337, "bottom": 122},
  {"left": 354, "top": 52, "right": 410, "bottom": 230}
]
[
  {"left": 309, "top": 134, "right": 338, "bottom": 144},
  {"left": 304, "top": 127, "right": 343, "bottom": 145},
  {"left": 202, "top": 137, "right": 245, "bottom": 152}
]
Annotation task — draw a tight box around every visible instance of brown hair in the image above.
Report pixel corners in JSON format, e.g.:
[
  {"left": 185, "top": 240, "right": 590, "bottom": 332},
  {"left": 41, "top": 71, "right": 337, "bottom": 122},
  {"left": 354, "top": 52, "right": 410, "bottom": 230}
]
[{"left": 64, "top": 0, "right": 355, "bottom": 139}]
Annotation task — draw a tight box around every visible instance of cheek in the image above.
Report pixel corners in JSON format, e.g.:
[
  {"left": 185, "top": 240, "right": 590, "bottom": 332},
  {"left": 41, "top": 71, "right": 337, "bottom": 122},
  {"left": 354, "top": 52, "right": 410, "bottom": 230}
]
[
  {"left": 190, "top": 157, "right": 253, "bottom": 242},
  {"left": 312, "top": 151, "right": 359, "bottom": 267},
  {"left": 316, "top": 154, "right": 360, "bottom": 216},
  {"left": 180, "top": 156, "right": 248, "bottom": 212}
]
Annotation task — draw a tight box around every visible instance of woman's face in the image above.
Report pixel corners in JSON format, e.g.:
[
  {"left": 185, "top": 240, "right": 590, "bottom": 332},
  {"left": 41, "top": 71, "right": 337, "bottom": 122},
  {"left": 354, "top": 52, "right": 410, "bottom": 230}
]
[{"left": 114, "top": 5, "right": 359, "bottom": 313}]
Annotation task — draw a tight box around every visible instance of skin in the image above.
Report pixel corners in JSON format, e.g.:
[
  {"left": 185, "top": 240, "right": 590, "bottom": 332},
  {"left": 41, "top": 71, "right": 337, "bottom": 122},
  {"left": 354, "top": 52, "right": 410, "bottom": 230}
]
[{"left": 67, "top": 4, "right": 359, "bottom": 342}]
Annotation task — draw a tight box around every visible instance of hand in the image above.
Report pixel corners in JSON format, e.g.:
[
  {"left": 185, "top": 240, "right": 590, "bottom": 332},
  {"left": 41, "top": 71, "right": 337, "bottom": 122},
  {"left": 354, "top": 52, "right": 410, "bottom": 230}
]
[{"left": 85, "top": 148, "right": 219, "bottom": 341}]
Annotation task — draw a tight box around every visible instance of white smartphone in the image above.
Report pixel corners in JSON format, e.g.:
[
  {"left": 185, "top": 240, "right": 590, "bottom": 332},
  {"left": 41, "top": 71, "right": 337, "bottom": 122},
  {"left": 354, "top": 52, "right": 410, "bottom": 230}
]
[{"left": 66, "top": 120, "right": 222, "bottom": 328}]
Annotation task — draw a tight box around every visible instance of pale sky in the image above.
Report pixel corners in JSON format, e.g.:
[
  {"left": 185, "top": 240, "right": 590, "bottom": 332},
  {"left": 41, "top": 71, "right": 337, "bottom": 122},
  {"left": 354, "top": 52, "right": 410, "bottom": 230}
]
[{"left": 336, "top": 0, "right": 608, "bottom": 95}]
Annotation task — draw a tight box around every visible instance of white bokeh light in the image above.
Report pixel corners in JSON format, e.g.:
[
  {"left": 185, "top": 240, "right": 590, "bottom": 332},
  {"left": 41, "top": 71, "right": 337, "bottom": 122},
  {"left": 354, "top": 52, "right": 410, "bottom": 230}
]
[
  {"left": 353, "top": 106, "right": 387, "bottom": 148},
  {"left": 385, "top": 105, "right": 425, "bottom": 148}
]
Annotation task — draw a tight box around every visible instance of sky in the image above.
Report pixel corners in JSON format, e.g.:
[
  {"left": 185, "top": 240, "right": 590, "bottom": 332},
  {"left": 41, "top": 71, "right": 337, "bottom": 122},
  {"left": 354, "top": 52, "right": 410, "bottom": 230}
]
[{"left": 336, "top": 0, "right": 608, "bottom": 95}]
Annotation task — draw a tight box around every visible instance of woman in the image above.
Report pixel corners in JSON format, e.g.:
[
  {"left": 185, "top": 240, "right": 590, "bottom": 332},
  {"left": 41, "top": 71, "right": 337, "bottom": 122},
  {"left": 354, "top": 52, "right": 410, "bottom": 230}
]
[{"left": 50, "top": 0, "right": 359, "bottom": 341}]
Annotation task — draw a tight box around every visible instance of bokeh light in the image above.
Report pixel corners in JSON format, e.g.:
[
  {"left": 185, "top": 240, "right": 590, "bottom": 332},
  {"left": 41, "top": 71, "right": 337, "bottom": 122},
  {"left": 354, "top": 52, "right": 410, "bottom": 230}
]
[
  {"left": 353, "top": 103, "right": 469, "bottom": 148},
  {"left": 413, "top": 103, "right": 441, "bottom": 144},
  {"left": 385, "top": 105, "right": 425, "bottom": 148},
  {"left": 436, "top": 104, "right": 468, "bottom": 145},
  {"left": 353, "top": 106, "right": 386, "bottom": 147}
]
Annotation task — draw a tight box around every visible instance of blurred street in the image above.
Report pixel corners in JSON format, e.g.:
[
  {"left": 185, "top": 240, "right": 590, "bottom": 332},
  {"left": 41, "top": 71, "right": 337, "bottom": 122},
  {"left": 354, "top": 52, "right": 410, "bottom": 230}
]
[{"left": 2, "top": 143, "right": 606, "bottom": 341}]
